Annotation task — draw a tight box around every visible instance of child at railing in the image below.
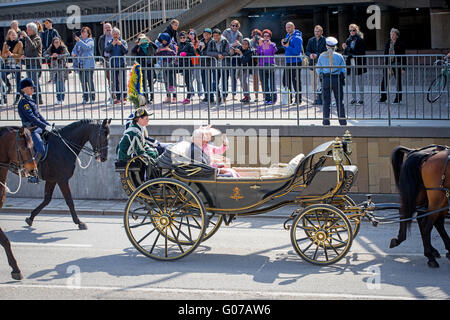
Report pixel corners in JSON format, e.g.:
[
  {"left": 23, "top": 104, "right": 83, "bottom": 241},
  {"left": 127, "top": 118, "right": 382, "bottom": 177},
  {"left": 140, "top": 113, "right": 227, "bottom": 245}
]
[{"left": 156, "top": 33, "right": 177, "bottom": 104}]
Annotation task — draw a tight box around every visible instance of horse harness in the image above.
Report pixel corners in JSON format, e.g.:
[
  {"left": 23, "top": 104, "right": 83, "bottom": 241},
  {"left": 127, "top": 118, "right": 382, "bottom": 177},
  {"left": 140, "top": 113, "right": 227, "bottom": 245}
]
[
  {"left": 0, "top": 129, "right": 35, "bottom": 175},
  {"left": 417, "top": 145, "right": 450, "bottom": 199}
]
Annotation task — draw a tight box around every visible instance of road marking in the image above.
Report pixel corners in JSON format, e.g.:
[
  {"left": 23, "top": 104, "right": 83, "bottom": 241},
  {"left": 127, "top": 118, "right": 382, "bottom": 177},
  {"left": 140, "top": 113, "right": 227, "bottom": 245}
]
[
  {"left": 0, "top": 283, "right": 422, "bottom": 300},
  {"left": 11, "top": 242, "right": 92, "bottom": 248}
]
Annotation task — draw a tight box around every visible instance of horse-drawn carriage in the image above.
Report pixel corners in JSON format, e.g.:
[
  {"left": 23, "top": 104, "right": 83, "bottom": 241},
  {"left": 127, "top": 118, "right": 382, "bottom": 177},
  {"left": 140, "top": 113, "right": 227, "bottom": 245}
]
[{"left": 115, "top": 130, "right": 379, "bottom": 266}]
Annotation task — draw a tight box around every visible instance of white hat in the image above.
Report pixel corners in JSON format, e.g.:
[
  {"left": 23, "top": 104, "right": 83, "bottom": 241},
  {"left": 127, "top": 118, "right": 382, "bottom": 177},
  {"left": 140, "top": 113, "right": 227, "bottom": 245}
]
[{"left": 326, "top": 36, "right": 338, "bottom": 46}]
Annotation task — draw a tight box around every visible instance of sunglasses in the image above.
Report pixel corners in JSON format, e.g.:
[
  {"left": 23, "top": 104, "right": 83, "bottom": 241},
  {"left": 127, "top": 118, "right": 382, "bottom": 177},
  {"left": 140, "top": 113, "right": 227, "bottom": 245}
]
[
  {"left": 231, "top": 24, "right": 238, "bottom": 27},
  {"left": 349, "top": 29, "right": 356, "bottom": 32},
  {"left": 263, "top": 34, "right": 271, "bottom": 37}
]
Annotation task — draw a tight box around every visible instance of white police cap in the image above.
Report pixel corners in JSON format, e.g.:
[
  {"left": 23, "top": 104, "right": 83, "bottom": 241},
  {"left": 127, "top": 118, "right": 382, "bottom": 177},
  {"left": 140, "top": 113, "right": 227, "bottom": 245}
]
[{"left": 326, "top": 36, "right": 338, "bottom": 46}]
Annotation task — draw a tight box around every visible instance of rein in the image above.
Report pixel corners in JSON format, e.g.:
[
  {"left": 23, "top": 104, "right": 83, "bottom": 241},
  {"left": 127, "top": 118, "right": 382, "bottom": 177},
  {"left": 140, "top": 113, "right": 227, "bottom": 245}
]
[{"left": 53, "top": 125, "right": 107, "bottom": 170}]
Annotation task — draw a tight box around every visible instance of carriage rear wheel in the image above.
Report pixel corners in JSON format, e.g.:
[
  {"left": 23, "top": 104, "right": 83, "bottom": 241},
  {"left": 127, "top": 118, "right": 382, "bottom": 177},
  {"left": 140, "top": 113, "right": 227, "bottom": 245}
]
[
  {"left": 291, "top": 204, "right": 353, "bottom": 266},
  {"left": 124, "top": 178, "right": 206, "bottom": 261}
]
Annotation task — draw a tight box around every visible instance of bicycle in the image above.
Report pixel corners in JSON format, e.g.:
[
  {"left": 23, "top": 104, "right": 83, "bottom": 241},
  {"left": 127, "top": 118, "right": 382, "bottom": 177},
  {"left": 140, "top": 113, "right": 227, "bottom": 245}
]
[{"left": 427, "top": 57, "right": 448, "bottom": 103}]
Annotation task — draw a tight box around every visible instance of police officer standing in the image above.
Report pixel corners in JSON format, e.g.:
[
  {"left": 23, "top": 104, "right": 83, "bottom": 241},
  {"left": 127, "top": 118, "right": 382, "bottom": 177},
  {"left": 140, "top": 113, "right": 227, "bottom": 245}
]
[
  {"left": 17, "top": 78, "right": 53, "bottom": 182},
  {"left": 317, "top": 37, "right": 347, "bottom": 126}
]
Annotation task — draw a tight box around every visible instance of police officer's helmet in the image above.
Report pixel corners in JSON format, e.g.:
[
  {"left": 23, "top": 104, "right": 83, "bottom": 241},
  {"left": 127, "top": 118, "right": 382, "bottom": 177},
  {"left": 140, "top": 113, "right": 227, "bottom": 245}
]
[{"left": 19, "top": 78, "right": 36, "bottom": 91}]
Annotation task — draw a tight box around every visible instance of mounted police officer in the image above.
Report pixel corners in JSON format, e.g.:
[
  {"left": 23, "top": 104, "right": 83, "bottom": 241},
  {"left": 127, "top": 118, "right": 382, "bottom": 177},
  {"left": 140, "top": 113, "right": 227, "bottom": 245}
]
[
  {"left": 317, "top": 37, "right": 347, "bottom": 126},
  {"left": 17, "top": 78, "right": 54, "bottom": 183}
]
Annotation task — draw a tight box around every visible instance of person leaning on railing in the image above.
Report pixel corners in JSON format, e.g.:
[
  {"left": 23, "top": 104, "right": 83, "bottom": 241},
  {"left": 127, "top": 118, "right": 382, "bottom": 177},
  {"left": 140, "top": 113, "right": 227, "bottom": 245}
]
[
  {"left": 235, "top": 38, "right": 253, "bottom": 104},
  {"left": 72, "top": 26, "right": 96, "bottom": 104},
  {"left": 249, "top": 29, "right": 262, "bottom": 102},
  {"left": 177, "top": 31, "right": 196, "bottom": 105},
  {"left": 105, "top": 27, "right": 128, "bottom": 105},
  {"left": 131, "top": 34, "right": 157, "bottom": 104},
  {"left": 198, "top": 28, "right": 214, "bottom": 103},
  {"left": 257, "top": 29, "right": 278, "bottom": 105},
  {"left": 43, "top": 36, "right": 69, "bottom": 105},
  {"left": 1, "top": 28, "right": 23, "bottom": 105},
  {"left": 156, "top": 32, "right": 177, "bottom": 104}
]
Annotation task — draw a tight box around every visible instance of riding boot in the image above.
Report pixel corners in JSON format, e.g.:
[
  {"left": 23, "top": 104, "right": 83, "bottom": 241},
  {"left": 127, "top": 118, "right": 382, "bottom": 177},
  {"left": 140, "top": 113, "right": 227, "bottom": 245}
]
[{"left": 27, "top": 153, "right": 42, "bottom": 184}]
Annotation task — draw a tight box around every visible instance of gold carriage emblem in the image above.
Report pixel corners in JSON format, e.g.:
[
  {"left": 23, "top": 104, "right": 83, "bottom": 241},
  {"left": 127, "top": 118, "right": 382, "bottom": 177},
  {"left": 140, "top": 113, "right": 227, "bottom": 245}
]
[{"left": 230, "top": 186, "right": 244, "bottom": 201}]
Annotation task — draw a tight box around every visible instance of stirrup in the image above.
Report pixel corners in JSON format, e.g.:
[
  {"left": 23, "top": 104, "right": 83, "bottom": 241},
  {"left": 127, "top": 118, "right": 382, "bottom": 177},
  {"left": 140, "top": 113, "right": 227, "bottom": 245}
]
[{"left": 27, "top": 176, "right": 40, "bottom": 184}]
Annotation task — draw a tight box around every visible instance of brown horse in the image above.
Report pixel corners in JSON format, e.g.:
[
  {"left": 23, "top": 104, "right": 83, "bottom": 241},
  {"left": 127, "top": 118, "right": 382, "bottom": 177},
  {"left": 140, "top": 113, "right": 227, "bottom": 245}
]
[
  {"left": 0, "top": 126, "right": 38, "bottom": 280},
  {"left": 390, "top": 145, "right": 450, "bottom": 268}
]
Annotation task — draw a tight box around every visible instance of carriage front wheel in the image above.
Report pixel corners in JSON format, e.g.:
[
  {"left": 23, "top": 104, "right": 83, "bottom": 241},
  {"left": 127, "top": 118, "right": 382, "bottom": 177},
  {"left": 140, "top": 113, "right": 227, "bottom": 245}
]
[
  {"left": 124, "top": 178, "right": 207, "bottom": 261},
  {"left": 290, "top": 204, "right": 353, "bottom": 266}
]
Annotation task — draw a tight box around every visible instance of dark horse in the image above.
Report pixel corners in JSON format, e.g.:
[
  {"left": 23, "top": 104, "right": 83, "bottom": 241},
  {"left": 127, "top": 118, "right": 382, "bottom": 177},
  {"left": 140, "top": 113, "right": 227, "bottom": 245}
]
[
  {"left": 390, "top": 145, "right": 450, "bottom": 268},
  {"left": 0, "top": 126, "right": 38, "bottom": 280},
  {"left": 25, "top": 119, "right": 111, "bottom": 230}
]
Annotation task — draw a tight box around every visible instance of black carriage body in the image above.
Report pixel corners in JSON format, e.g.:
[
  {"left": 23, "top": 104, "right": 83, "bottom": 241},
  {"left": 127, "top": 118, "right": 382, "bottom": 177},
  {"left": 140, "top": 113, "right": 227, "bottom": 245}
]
[{"left": 152, "top": 140, "right": 358, "bottom": 215}]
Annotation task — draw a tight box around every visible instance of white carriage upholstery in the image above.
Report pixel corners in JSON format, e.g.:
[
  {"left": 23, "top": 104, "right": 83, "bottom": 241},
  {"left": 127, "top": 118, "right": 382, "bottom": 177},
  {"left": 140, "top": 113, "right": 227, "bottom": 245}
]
[{"left": 223, "top": 153, "right": 305, "bottom": 180}]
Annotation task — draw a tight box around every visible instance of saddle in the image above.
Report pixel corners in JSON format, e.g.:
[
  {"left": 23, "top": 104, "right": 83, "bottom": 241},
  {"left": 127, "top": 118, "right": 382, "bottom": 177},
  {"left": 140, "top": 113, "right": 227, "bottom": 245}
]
[{"left": 415, "top": 144, "right": 450, "bottom": 197}]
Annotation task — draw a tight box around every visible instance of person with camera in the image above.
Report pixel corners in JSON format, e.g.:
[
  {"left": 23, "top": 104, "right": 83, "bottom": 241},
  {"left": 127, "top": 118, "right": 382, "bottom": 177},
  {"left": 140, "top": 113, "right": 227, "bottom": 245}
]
[
  {"left": 72, "top": 26, "right": 96, "bottom": 104},
  {"left": 281, "top": 22, "right": 303, "bottom": 105},
  {"left": 132, "top": 34, "right": 157, "bottom": 103},
  {"left": 43, "top": 36, "right": 69, "bottom": 104},
  {"left": 105, "top": 27, "right": 129, "bottom": 104}
]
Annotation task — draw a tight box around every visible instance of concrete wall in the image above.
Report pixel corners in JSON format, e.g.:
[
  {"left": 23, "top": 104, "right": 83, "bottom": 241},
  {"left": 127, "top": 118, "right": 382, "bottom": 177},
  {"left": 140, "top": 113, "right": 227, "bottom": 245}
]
[
  {"left": 430, "top": 9, "right": 450, "bottom": 49},
  {"left": 7, "top": 125, "right": 450, "bottom": 200}
]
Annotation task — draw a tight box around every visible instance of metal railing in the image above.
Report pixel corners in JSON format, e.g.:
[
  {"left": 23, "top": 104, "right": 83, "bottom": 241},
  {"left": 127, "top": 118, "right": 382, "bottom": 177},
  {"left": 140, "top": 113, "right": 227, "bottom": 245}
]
[
  {"left": 0, "top": 54, "right": 448, "bottom": 125},
  {"left": 103, "top": 0, "right": 203, "bottom": 42}
]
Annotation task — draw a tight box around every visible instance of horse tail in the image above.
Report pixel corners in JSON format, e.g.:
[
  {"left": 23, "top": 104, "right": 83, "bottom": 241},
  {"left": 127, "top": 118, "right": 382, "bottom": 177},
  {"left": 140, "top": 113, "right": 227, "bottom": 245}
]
[
  {"left": 390, "top": 149, "right": 425, "bottom": 248},
  {"left": 391, "top": 146, "right": 412, "bottom": 189}
]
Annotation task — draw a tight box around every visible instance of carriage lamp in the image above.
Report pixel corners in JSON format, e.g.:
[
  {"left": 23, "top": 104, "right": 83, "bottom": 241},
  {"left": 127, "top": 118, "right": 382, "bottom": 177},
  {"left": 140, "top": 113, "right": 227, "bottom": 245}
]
[
  {"left": 332, "top": 137, "right": 344, "bottom": 164},
  {"left": 343, "top": 130, "right": 353, "bottom": 155}
]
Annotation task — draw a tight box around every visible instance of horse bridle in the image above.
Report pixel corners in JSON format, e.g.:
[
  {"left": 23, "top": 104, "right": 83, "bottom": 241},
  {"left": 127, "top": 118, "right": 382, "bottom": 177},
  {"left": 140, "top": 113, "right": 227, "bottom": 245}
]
[
  {"left": 54, "top": 125, "right": 108, "bottom": 165},
  {"left": 0, "top": 129, "right": 36, "bottom": 176}
]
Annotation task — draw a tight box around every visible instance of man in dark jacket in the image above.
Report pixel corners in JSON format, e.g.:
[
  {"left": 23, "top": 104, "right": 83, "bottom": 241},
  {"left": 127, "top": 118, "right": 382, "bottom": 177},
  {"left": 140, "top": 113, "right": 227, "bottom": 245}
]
[
  {"left": 41, "top": 19, "right": 60, "bottom": 53},
  {"left": 379, "top": 28, "right": 406, "bottom": 104},
  {"left": 21, "top": 22, "right": 43, "bottom": 104},
  {"left": 206, "top": 29, "right": 230, "bottom": 104},
  {"left": 98, "top": 23, "right": 113, "bottom": 92},
  {"left": 199, "top": 28, "right": 214, "bottom": 103},
  {"left": 305, "top": 25, "right": 327, "bottom": 105}
]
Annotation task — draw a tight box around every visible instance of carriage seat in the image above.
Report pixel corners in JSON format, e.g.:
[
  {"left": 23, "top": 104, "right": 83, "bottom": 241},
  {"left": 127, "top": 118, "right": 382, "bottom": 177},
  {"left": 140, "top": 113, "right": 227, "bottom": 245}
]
[
  {"left": 114, "top": 160, "right": 143, "bottom": 172},
  {"left": 226, "top": 153, "right": 305, "bottom": 180}
]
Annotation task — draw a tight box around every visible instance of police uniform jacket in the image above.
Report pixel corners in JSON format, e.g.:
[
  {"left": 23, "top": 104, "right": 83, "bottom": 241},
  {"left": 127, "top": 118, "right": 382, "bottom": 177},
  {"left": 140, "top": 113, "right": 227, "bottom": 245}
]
[{"left": 18, "top": 95, "right": 50, "bottom": 130}]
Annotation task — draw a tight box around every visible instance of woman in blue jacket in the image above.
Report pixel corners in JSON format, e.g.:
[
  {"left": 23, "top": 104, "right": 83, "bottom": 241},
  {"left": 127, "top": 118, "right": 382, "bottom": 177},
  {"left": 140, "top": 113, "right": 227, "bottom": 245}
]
[{"left": 72, "top": 27, "right": 96, "bottom": 104}]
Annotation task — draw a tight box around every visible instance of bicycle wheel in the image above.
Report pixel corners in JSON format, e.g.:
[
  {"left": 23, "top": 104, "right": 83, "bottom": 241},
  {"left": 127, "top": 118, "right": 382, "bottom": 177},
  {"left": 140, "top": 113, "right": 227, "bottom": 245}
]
[{"left": 427, "top": 74, "right": 446, "bottom": 103}]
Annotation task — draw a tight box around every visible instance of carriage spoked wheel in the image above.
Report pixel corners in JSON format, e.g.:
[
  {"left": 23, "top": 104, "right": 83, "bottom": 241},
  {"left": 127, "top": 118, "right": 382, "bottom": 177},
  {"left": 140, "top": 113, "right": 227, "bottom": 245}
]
[
  {"left": 124, "top": 178, "right": 206, "bottom": 261},
  {"left": 291, "top": 204, "right": 353, "bottom": 265},
  {"left": 186, "top": 181, "right": 223, "bottom": 243},
  {"left": 333, "top": 195, "right": 361, "bottom": 242}
]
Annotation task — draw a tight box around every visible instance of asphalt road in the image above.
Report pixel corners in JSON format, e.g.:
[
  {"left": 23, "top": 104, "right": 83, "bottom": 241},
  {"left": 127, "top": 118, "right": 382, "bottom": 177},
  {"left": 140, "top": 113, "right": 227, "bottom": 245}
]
[{"left": 0, "top": 212, "right": 449, "bottom": 300}]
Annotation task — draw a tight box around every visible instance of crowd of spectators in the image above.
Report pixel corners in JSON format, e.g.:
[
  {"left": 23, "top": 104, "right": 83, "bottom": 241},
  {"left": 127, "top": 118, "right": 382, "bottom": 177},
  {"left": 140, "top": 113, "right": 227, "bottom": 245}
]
[{"left": 0, "top": 17, "right": 421, "bottom": 109}]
